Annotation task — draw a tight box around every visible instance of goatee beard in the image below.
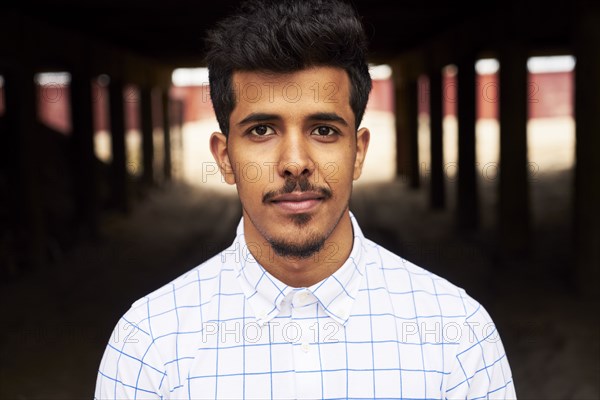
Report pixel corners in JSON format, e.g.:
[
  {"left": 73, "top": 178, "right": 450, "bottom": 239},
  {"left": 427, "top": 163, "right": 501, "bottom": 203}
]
[
  {"left": 261, "top": 173, "right": 335, "bottom": 259},
  {"left": 268, "top": 232, "right": 326, "bottom": 259}
]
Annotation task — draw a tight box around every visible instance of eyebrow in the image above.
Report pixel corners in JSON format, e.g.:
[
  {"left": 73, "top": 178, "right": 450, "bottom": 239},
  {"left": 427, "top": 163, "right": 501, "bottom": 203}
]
[
  {"left": 307, "top": 112, "right": 349, "bottom": 127},
  {"left": 237, "top": 113, "right": 281, "bottom": 126},
  {"left": 237, "top": 112, "right": 349, "bottom": 127}
]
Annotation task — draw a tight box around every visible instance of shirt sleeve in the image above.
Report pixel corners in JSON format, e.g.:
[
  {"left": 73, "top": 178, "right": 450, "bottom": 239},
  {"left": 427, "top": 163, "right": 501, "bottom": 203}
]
[
  {"left": 94, "top": 306, "right": 169, "bottom": 399},
  {"left": 445, "top": 297, "right": 517, "bottom": 399}
]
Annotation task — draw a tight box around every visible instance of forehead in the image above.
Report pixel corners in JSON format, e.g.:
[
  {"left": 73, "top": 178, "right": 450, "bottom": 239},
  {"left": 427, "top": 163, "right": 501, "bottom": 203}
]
[{"left": 230, "top": 66, "right": 352, "bottom": 118}]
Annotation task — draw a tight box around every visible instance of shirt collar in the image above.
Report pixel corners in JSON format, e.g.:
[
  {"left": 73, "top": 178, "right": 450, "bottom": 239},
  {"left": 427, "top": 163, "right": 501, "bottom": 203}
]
[{"left": 230, "top": 211, "right": 366, "bottom": 326}]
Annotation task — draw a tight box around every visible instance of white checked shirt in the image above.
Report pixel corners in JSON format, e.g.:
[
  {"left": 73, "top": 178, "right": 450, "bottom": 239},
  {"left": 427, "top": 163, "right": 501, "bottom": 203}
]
[{"left": 95, "top": 212, "right": 516, "bottom": 399}]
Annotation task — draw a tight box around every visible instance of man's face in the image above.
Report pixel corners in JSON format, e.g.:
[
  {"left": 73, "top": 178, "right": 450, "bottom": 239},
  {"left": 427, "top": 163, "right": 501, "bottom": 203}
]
[{"left": 211, "top": 66, "right": 369, "bottom": 259}]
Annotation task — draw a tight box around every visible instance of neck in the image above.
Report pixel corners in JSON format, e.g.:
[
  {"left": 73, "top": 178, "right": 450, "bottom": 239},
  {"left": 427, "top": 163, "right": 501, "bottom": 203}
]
[{"left": 243, "top": 210, "right": 354, "bottom": 288}]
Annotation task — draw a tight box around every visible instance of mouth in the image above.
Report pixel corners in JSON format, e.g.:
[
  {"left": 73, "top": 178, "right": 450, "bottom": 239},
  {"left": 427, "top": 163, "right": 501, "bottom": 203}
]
[{"left": 268, "top": 191, "right": 326, "bottom": 213}]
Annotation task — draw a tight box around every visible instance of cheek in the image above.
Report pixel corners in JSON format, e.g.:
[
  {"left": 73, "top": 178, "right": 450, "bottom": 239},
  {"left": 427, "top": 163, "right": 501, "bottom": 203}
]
[
  {"left": 328, "top": 157, "right": 354, "bottom": 180},
  {"left": 318, "top": 156, "right": 354, "bottom": 187},
  {"left": 229, "top": 146, "right": 275, "bottom": 183},
  {"left": 237, "top": 163, "right": 264, "bottom": 184},
  {"left": 234, "top": 166, "right": 271, "bottom": 201}
]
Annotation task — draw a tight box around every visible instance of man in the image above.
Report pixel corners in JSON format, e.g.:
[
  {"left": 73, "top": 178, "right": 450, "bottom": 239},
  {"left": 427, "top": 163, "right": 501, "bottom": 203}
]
[{"left": 95, "top": 0, "right": 516, "bottom": 398}]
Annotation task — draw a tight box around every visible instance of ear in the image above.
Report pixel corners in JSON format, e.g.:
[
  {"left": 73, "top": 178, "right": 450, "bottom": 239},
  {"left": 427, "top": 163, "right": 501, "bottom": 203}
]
[
  {"left": 353, "top": 127, "right": 370, "bottom": 180},
  {"left": 209, "top": 132, "right": 236, "bottom": 185}
]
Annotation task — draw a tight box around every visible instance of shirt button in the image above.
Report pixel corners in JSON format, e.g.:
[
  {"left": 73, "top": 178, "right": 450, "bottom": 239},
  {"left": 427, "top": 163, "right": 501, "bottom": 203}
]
[{"left": 301, "top": 342, "right": 310, "bottom": 353}]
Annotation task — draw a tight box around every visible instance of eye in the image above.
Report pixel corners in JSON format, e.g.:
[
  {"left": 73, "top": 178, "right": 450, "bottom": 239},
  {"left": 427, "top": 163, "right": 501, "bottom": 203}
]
[
  {"left": 249, "top": 125, "right": 275, "bottom": 136},
  {"left": 311, "top": 126, "right": 338, "bottom": 136}
]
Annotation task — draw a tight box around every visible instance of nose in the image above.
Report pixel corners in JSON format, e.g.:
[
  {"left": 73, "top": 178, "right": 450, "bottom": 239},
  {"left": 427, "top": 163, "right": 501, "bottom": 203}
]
[{"left": 277, "top": 130, "right": 315, "bottom": 179}]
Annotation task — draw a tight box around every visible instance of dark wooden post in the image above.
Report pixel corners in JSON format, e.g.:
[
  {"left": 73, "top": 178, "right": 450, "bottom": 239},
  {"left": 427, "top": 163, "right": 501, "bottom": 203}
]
[
  {"left": 140, "top": 86, "right": 155, "bottom": 187},
  {"left": 573, "top": 5, "right": 600, "bottom": 298},
  {"left": 161, "top": 89, "right": 172, "bottom": 181},
  {"left": 70, "top": 66, "right": 99, "bottom": 237},
  {"left": 392, "top": 61, "right": 420, "bottom": 188},
  {"left": 457, "top": 56, "right": 479, "bottom": 229},
  {"left": 498, "top": 44, "right": 530, "bottom": 256},
  {"left": 109, "top": 77, "right": 129, "bottom": 212},
  {"left": 407, "top": 79, "right": 420, "bottom": 189},
  {"left": 429, "top": 68, "right": 445, "bottom": 209},
  {"left": 3, "top": 66, "right": 47, "bottom": 270}
]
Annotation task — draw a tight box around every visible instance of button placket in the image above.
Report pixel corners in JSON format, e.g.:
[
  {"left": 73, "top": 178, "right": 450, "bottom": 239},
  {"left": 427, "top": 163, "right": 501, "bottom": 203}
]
[{"left": 291, "top": 290, "right": 321, "bottom": 399}]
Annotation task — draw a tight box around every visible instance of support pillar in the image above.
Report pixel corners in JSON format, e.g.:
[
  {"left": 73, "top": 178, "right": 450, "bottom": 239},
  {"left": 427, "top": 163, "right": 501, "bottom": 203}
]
[
  {"left": 407, "top": 79, "right": 420, "bottom": 189},
  {"left": 573, "top": 6, "right": 600, "bottom": 298},
  {"left": 109, "top": 78, "right": 129, "bottom": 212},
  {"left": 3, "top": 67, "right": 46, "bottom": 271},
  {"left": 393, "top": 63, "right": 419, "bottom": 187},
  {"left": 70, "top": 69, "right": 99, "bottom": 238},
  {"left": 429, "top": 68, "right": 445, "bottom": 209},
  {"left": 498, "top": 44, "right": 530, "bottom": 256},
  {"left": 140, "top": 86, "right": 155, "bottom": 187},
  {"left": 457, "top": 56, "right": 479, "bottom": 229},
  {"left": 161, "top": 89, "right": 172, "bottom": 182}
]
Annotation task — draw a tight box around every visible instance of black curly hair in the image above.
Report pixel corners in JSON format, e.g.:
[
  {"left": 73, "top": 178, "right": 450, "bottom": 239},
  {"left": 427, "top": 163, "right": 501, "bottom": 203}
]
[{"left": 204, "top": 0, "right": 372, "bottom": 135}]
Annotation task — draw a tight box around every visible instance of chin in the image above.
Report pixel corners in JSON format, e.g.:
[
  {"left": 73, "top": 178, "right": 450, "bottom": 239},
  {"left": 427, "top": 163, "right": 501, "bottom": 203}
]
[{"left": 268, "top": 234, "right": 327, "bottom": 259}]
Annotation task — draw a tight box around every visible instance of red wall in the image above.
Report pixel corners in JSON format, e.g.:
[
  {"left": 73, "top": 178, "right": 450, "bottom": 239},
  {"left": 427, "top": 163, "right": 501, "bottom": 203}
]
[
  {"left": 23, "top": 70, "right": 574, "bottom": 137},
  {"left": 528, "top": 72, "right": 573, "bottom": 118},
  {"left": 36, "top": 83, "right": 72, "bottom": 134},
  {"left": 418, "top": 71, "right": 573, "bottom": 120}
]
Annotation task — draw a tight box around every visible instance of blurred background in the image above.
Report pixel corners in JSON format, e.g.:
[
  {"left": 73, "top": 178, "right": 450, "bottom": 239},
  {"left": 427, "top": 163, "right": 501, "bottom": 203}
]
[{"left": 0, "top": 0, "right": 598, "bottom": 398}]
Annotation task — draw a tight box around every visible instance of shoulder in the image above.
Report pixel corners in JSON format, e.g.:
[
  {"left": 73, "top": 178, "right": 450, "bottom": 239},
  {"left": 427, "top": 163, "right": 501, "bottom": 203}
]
[
  {"left": 363, "top": 239, "right": 508, "bottom": 359},
  {"left": 95, "top": 249, "right": 239, "bottom": 397},
  {"left": 126, "top": 250, "right": 228, "bottom": 328},
  {"left": 363, "top": 238, "right": 480, "bottom": 316}
]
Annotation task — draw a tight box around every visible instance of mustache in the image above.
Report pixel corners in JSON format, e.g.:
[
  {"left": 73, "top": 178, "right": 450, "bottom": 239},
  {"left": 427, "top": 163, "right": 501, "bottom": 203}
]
[{"left": 263, "top": 175, "right": 332, "bottom": 203}]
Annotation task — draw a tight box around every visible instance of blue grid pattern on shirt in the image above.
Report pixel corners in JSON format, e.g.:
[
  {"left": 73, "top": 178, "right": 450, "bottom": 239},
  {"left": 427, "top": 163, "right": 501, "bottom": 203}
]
[{"left": 95, "top": 214, "right": 515, "bottom": 399}]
